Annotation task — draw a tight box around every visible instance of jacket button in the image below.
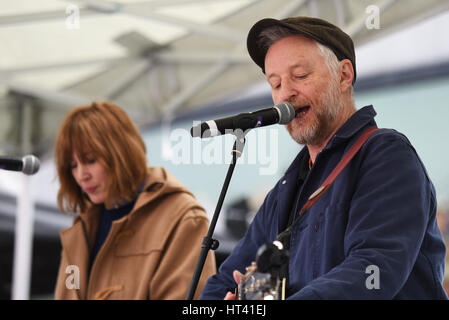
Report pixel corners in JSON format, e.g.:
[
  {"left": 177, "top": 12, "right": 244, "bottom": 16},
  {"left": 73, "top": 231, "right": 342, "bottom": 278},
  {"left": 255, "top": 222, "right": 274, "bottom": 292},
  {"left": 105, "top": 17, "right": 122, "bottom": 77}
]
[
  {"left": 282, "top": 180, "right": 287, "bottom": 185},
  {"left": 314, "top": 223, "right": 318, "bottom": 232}
]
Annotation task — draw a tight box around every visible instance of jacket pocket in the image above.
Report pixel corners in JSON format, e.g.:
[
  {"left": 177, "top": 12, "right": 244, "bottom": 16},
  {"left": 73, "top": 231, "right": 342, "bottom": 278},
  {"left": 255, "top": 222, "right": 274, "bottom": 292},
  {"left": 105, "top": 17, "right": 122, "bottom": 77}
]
[{"left": 114, "top": 228, "right": 161, "bottom": 257}]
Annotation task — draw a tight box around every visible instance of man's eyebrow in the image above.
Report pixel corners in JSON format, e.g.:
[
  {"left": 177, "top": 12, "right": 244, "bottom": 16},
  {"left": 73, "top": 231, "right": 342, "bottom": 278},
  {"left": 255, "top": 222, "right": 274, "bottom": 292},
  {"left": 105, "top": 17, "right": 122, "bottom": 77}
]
[{"left": 267, "top": 63, "right": 310, "bottom": 79}]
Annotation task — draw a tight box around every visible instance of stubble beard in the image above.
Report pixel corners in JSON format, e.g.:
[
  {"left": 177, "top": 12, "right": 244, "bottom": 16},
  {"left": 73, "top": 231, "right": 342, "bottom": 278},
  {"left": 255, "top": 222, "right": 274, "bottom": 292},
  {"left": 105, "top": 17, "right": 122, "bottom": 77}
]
[{"left": 286, "top": 77, "right": 344, "bottom": 146}]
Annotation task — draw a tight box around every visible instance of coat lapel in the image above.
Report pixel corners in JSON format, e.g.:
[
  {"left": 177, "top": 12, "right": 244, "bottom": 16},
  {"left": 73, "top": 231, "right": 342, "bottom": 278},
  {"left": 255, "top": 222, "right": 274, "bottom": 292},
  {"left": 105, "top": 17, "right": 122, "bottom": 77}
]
[
  {"left": 59, "top": 220, "right": 90, "bottom": 299},
  {"left": 59, "top": 206, "right": 101, "bottom": 299}
]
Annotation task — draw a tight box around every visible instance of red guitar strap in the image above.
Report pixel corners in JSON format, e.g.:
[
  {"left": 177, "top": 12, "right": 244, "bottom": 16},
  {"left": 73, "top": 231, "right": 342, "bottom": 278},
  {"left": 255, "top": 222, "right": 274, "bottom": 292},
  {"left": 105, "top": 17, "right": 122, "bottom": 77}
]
[
  {"left": 299, "top": 125, "right": 378, "bottom": 215},
  {"left": 277, "top": 125, "right": 378, "bottom": 242}
]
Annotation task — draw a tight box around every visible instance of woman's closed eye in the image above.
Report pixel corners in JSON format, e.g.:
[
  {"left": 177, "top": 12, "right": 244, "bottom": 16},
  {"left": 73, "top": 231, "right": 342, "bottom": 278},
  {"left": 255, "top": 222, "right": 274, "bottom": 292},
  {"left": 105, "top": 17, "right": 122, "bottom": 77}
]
[{"left": 85, "top": 157, "right": 96, "bottom": 164}]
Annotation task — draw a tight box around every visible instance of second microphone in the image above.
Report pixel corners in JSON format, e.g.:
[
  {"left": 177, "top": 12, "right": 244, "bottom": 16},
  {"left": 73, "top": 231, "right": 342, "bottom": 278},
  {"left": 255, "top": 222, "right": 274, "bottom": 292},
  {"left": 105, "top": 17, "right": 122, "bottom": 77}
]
[{"left": 190, "top": 102, "right": 295, "bottom": 138}]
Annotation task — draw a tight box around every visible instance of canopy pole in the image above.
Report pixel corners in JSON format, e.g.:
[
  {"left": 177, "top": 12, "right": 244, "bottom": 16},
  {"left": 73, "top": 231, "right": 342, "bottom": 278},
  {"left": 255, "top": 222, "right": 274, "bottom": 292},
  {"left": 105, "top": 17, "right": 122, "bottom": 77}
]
[{"left": 11, "top": 100, "right": 35, "bottom": 300}]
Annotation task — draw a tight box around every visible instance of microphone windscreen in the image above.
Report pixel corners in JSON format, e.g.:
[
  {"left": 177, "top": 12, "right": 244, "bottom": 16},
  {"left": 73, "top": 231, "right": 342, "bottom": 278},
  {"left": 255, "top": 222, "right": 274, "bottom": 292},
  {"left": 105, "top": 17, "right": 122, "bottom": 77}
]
[
  {"left": 22, "top": 155, "right": 40, "bottom": 175},
  {"left": 276, "top": 102, "right": 295, "bottom": 124}
]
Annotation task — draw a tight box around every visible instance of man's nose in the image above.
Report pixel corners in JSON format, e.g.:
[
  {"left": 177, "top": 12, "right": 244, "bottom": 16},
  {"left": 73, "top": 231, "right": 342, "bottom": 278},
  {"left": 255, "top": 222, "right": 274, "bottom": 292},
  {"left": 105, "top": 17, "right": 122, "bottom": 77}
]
[{"left": 278, "top": 79, "right": 297, "bottom": 103}]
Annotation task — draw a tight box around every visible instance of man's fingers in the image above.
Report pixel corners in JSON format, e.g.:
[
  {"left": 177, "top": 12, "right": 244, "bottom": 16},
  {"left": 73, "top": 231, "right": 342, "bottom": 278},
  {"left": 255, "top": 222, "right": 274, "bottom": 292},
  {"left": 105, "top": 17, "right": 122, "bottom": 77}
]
[
  {"left": 224, "top": 270, "right": 244, "bottom": 300},
  {"left": 224, "top": 291, "right": 236, "bottom": 300},
  {"left": 233, "top": 270, "right": 243, "bottom": 284}
]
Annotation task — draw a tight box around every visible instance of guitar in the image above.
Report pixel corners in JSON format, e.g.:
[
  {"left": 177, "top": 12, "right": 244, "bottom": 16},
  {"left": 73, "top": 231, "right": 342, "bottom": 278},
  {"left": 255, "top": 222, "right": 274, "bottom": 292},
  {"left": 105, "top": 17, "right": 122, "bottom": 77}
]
[{"left": 237, "top": 241, "right": 288, "bottom": 300}]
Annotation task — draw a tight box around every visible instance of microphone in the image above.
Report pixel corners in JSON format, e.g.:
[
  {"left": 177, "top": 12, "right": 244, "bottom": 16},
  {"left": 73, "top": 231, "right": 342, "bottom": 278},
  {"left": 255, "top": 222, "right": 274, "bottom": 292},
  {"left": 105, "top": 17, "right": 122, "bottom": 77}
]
[
  {"left": 0, "top": 155, "right": 40, "bottom": 175},
  {"left": 190, "top": 102, "right": 295, "bottom": 138}
]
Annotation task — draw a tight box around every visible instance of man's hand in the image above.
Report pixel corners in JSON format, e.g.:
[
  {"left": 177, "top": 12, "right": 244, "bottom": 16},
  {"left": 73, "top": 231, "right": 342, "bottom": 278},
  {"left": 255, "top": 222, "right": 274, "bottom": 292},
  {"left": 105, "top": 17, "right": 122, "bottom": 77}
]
[{"left": 224, "top": 270, "right": 244, "bottom": 300}]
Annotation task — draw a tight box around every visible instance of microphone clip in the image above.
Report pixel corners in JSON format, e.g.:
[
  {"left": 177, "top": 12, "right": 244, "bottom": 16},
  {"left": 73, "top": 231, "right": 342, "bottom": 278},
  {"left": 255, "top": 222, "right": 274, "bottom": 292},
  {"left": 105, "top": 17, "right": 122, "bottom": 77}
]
[{"left": 231, "top": 129, "right": 248, "bottom": 162}]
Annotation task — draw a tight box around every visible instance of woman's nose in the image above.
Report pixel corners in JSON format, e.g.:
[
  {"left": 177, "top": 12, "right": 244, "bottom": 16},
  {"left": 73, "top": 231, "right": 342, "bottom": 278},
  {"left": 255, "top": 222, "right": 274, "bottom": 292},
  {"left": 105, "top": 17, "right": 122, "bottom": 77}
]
[{"left": 73, "top": 164, "right": 90, "bottom": 182}]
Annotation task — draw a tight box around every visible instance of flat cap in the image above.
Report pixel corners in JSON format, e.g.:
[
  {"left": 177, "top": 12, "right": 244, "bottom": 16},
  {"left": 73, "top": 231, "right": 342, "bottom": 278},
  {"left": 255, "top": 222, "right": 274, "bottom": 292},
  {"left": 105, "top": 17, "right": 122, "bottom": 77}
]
[{"left": 247, "top": 16, "right": 356, "bottom": 84}]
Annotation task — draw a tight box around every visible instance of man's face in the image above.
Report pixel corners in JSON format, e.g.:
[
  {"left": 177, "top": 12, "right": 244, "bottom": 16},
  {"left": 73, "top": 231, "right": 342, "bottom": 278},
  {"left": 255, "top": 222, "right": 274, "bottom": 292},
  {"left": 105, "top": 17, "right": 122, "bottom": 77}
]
[{"left": 265, "top": 34, "right": 344, "bottom": 146}]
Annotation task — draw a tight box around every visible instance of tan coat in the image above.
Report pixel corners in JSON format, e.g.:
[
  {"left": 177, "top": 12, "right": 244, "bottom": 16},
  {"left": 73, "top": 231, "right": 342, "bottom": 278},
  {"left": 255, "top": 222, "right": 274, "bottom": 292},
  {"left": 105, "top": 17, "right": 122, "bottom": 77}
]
[{"left": 54, "top": 167, "right": 216, "bottom": 300}]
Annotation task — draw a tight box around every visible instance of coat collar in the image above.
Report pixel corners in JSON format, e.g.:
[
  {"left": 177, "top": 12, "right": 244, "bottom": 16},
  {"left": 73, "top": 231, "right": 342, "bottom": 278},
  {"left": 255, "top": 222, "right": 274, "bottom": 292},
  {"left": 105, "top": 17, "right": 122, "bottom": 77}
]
[
  {"left": 327, "top": 105, "right": 377, "bottom": 142},
  {"left": 132, "top": 167, "right": 192, "bottom": 216},
  {"left": 60, "top": 167, "right": 191, "bottom": 255},
  {"left": 284, "top": 105, "right": 377, "bottom": 176},
  {"left": 72, "top": 167, "right": 190, "bottom": 223}
]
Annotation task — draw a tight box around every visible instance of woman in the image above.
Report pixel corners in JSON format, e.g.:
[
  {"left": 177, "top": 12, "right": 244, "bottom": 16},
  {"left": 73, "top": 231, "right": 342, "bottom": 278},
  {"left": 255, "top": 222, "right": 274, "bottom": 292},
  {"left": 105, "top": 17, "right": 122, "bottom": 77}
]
[{"left": 54, "top": 101, "right": 216, "bottom": 299}]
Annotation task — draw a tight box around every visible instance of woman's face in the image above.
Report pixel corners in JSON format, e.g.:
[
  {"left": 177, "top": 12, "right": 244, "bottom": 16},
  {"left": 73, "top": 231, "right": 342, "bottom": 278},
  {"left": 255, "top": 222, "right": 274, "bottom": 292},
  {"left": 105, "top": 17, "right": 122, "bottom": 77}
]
[{"left": 70, "top": 151, "right": 108, "bottom": 205}]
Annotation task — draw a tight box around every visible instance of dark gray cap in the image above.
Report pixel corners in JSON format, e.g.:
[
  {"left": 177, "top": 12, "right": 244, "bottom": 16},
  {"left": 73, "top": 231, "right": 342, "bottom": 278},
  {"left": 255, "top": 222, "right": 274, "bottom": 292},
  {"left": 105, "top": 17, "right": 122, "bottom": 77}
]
[{"left": 247, "top": 16, "right": 356, "bottom": 84}]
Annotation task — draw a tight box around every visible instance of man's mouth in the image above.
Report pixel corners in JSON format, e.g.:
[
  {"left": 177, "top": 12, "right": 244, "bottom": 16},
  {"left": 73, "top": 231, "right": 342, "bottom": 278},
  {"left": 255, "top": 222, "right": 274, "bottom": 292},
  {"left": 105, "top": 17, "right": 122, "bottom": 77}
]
[{"left": 294, "top": 105, "right": 310, "bottom": 119}]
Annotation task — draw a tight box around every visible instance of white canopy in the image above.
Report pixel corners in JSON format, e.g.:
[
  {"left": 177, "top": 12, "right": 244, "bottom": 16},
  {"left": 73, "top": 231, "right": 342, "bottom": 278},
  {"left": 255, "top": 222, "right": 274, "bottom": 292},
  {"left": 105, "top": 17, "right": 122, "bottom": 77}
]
[{"left": 1, "top": 0, "right": 449, "bottom": 158}]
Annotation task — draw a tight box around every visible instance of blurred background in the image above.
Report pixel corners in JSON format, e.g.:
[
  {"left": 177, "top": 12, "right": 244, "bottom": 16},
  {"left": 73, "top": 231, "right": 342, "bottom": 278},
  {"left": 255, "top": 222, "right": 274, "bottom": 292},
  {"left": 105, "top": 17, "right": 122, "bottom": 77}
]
[{"left": 1, "top": 0, "right": 449, "bottom": 299}]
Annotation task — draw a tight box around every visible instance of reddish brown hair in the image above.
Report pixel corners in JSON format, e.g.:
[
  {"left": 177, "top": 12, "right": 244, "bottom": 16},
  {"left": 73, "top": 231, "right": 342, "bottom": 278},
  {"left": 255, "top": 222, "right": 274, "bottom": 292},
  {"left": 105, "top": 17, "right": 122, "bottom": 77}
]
[{"left": 55, "top": 101, "right": 147, "bottom": 213}]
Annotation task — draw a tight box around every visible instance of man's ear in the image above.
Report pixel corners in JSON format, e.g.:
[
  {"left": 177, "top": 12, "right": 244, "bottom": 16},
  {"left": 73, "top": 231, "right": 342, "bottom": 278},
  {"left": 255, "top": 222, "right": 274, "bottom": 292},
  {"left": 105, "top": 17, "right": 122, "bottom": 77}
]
[{"left": 339, "top": 59, "right": 354, "bottom": 93}]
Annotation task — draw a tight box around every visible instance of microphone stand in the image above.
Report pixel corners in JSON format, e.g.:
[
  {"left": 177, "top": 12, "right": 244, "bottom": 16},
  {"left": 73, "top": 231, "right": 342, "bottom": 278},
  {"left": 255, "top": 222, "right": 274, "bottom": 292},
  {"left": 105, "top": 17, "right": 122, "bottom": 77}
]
[{"left": 186, "top": 132, "right": 247, "bottom": 300}]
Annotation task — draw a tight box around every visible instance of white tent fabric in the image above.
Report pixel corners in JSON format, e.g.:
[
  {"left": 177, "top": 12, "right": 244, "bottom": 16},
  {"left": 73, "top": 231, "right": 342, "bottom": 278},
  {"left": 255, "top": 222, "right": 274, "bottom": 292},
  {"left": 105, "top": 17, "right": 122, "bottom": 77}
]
[{"left": 2, "top": 0, "right": 449, "bottom": 157}]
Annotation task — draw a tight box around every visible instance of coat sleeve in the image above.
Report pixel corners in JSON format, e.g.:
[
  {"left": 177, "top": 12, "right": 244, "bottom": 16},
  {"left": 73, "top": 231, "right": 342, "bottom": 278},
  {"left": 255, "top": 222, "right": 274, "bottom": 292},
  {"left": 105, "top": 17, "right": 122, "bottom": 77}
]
[
  {"left": 289, "top": 131, "right": 443, "bottom": 299},
  {"left": 148, "top": 208, "right": 217, "bottom": 300}
]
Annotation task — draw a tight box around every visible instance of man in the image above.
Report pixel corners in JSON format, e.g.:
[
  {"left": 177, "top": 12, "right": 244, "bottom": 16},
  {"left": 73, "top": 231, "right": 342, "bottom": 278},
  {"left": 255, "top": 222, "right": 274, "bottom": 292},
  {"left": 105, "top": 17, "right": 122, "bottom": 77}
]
[{"left": 199, "top": 16, "right": 447, "bottom": 299}]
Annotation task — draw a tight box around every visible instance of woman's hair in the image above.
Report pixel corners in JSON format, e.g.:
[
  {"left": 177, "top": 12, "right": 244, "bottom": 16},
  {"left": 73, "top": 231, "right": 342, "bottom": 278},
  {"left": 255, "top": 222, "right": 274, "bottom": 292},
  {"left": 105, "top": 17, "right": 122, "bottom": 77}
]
[{"left": 55, "top": 101, "right": 147, "bottom": 214}]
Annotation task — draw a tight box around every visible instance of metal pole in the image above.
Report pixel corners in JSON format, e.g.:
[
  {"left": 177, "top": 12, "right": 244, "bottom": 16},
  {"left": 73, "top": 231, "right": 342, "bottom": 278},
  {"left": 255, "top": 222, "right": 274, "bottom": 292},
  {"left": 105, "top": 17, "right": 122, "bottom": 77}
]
[
  {"left": 11, "top": 100, "right": 35, "bottom": 300},
  {"left": 186, "top": 135, "right": 246, "bottom": 300}
]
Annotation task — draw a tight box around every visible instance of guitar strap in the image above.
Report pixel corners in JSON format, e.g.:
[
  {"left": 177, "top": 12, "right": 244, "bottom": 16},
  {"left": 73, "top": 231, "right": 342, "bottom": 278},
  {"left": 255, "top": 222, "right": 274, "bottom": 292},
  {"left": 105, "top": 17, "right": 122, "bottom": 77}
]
[{"left": 276, "top": 125, "right": 378, "bottom": 296}]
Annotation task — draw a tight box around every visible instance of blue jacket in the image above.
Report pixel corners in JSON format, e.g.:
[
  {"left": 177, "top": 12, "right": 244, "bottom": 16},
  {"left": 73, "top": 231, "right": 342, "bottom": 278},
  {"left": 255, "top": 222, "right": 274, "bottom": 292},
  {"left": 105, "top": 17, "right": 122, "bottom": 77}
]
[{"left": 200, "top": 106, "right": 447, "bottom": 300}]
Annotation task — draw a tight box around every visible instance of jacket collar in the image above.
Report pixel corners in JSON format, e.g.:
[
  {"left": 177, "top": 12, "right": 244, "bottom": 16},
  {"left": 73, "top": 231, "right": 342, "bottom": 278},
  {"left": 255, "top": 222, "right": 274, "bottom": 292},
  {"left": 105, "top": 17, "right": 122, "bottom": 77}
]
[
  {"left": 321, "top": 105, "right": 377, "bottom": 153},
  {"left": 132, "top": 167, "right": 191, "bottom": 216},
  {"left": 73, "top": 167, "right": 188, "bottom": 224},
  {"left": 62, "top": 167, "right": 190, "bottom": 237},
  {"left": 284, "top": 105, "right": 377, "bottom": 176},
  {"left": 329, "top": 105, "right": 377, "bottom": 141}
]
